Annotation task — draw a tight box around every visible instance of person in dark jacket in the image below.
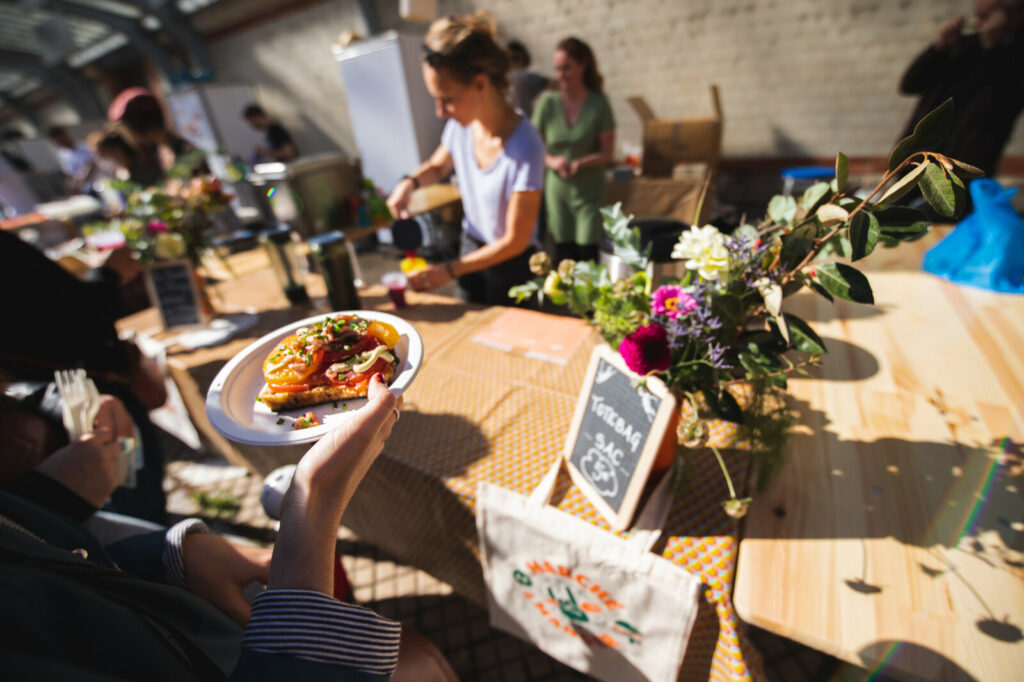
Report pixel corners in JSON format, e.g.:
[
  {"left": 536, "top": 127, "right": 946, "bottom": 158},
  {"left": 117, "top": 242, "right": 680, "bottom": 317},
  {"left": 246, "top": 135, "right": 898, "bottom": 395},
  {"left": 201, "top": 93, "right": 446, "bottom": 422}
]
[
  {"left": 898, "top": 0, "right": 1024, "bottom": 177},
  {"left": 0, "top": 375, "right": 410, "bottom": 680}
]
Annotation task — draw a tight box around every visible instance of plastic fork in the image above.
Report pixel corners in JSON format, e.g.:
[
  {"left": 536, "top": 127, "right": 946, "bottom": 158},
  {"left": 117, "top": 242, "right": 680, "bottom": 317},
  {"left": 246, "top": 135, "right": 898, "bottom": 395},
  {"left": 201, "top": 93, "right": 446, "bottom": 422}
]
[{"left": 54, "top": 369, "right": 99, "bottom": 440}]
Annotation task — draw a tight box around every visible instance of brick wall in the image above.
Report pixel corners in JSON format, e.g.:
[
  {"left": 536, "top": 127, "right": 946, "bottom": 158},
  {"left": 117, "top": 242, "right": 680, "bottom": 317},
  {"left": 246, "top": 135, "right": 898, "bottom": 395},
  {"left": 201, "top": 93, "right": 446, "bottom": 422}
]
[
  {"left": 443, "top": 0, "right": 1023, "bottom": 160},
  {"left": 203, "top": 0, "right": 1023, "bottom": 165}
]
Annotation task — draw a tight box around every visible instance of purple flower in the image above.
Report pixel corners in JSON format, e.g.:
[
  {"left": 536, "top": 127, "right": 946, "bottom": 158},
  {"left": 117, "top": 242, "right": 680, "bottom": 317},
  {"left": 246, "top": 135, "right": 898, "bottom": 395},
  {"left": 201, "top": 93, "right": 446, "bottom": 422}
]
[
  {"left": 651, "top": 285, "right": 697, "bottom": 320},
  {"left": 147, "top": 220, "right": 168, "bottom": 234},
  {"left": 619, "top": 323, "right": 672, "bottom": 375}
]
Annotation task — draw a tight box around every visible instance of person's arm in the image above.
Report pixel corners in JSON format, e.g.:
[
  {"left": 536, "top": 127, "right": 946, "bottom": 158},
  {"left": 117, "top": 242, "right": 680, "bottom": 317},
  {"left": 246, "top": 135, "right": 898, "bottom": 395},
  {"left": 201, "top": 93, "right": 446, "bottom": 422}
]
[
  {"left": 409, "top": 189, "right": 541, "bottom": 292},
  {"left": 569, "top": 129, "right": 615, "bottom": 176},
  {"left": 900, "top": 16, "right": 967, "bottom": 94},
  {"left": 386, "top": 144, "right": 454, "bottom": 220},
  {"left": 231, "top": 375, "right": 401, "bottom": 678},
  {"left": 271, "top": 143, "right": 298, "bottom": 162}
]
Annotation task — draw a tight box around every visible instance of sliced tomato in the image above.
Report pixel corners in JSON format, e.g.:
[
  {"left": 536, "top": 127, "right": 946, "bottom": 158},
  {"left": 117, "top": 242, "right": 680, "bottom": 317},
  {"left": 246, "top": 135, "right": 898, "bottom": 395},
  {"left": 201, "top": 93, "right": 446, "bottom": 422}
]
[
  {"left": 264, "top": 337, "right": 323, "bottom": 386},
  {"left": 366, "top": 320, "right": 400, "bottom": 349},
  {"left": 267, "top": 383, "right": 310, "bottom": 393}
]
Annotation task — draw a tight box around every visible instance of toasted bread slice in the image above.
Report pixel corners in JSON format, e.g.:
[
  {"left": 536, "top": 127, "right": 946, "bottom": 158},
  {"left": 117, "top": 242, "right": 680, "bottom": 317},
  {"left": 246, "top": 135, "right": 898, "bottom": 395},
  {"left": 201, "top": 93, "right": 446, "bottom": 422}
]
[{"left": 259, "top": 361, "right": 397, "bottom": 412}]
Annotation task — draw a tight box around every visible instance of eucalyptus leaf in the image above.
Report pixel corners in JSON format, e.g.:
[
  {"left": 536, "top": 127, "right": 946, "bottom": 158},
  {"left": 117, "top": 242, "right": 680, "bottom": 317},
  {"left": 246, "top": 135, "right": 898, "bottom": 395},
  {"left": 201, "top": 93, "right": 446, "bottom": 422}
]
[
  {"left": 816, "top": 203, "right": 850, "bottom": 226},
  {"left": 807, "top": 278, "right": 834, "bottom": 302},
  {"left": 711, "top": 293, "right": 744, "bottom": 330},
  {"left": 873, "top": 206, "right": 929, "bottom": 231},
  {"left": 888, "top": 98, "right": 953, "bottom": 170},
  {"left": 783, "top": 313, "right": 827, "bottom": 354},
  {"left": 799, "top": 182, "right": 832, "bottom": 213},
  {"left": 877, "top": 162, "right": 928, "bottom": 207},
  {"left": 950, "top": 158, "right": 984, "bottom": 178},
  {"left": 918, "top": 163, "right": 958, "bottom": 218},
  {"left": 949, "top": 171, "right": 967, "bottom": 217},
  {"left": 733, "top": 224, "right": 761, "bottom": 246},
  {"left": 600, "top": 202, "right": 649, "bottom": 269},
  {"left": 768, "top": 194, "right": 798, "bottom": 225},
  {"left": 780, "top": 222, "right": 817, "bottom": 264},
  {"left": 714, "top": 388, "right": 744, "bottom": 424},
  {"left": 835, "top": 152, "right": 849, "bottom": 192},
  {"left": 816, "top": 262, "right": 874, "bottom": 304},
  {"left": 849, "top": 211, "right": 880, "bottom": 261}
]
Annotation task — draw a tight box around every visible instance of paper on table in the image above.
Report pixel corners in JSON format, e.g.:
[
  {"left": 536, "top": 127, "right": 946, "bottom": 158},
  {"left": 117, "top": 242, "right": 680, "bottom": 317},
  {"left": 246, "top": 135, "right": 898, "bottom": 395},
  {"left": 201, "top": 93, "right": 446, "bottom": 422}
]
[{"left": 471, "top": 308, "right": 592, "bottom": 364}]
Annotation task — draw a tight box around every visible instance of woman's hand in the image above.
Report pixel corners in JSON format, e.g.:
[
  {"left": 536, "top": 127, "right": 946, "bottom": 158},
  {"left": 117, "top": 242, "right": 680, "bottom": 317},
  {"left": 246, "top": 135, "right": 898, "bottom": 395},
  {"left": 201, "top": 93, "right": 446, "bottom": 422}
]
[
  {"left": 547, "top": 154, "right": 571, "bottom": 178},
  {"left": 35, "top": 431, "right": 121, "bottom": 508},
  {"left": 387, "top": 178, "right": 415, "bottom": 220},
  {"left": 92, "top": 395, "right": 135, "bottom": 441},
  {"left": 408, "top": 263, "right": 452, "bottom": 292},
  {"left": 269, "top": 375, "right": 402, "bottom": 594},
  {"left": 182, "top": 533, "right": 272, "bottom": 626}
]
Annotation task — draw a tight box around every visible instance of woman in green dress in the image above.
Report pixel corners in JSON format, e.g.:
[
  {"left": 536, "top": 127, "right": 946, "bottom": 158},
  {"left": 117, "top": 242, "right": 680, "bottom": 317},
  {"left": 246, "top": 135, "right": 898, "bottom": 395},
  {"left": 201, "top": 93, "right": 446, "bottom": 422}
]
[{"left": 532, "top": 37, "right": 616, "bottom": 264}]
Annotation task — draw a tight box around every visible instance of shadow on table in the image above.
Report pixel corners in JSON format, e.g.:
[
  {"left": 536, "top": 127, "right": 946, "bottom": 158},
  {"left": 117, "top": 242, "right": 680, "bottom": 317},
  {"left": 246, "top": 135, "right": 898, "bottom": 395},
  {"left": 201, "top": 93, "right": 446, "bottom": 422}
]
[
  {"left": 854, "top": 640, "right": 978, "bottom": 681},
  {"left": 361, "top": 290, "right": 479, "bottom": 324},
  {"left": 747, "top": 396, "right": 1024, "bottom": 554},
  {"left": 790, "top": 335, "right": 881, "bottom": 382},
  {"left": 745, "top": 395, "right": 1024, "bottom": 643}
]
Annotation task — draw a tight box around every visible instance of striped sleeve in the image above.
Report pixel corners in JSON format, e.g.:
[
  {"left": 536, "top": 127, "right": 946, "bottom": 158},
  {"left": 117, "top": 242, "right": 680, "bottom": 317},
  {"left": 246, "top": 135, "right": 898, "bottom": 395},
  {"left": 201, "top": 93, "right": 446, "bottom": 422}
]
[
  {"left": 242, "top": 589, "right": 401, "bottom": 677},
  {"left": 162, "top": 518, "right": 210, "bottom": 587}
]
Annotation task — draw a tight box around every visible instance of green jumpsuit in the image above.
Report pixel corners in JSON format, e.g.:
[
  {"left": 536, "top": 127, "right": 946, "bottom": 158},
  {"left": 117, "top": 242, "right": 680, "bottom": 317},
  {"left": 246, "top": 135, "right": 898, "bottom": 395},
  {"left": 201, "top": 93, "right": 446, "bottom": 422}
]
[{"left": 532, "top": 90, "right": 615, "bottom": 247}]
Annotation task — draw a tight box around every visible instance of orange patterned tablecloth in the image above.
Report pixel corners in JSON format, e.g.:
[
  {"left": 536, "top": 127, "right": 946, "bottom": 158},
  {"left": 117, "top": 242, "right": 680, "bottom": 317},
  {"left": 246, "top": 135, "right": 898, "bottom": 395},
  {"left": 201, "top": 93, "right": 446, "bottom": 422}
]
[{"left": 121, "top": 271, "right": 765, "bottom": 682}]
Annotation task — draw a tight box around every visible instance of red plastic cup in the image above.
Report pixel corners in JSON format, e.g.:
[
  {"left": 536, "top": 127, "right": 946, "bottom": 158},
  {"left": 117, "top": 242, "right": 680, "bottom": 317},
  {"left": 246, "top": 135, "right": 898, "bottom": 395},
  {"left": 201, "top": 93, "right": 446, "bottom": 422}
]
[{"left": 382, "top": 271, "right": 407, "bottom": 309}]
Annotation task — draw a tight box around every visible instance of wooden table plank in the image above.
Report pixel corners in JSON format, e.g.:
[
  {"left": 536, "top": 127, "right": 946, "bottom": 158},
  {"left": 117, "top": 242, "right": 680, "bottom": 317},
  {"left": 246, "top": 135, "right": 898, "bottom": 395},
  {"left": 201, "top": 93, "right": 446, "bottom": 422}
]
[{"left": 734, "top": 230, "right": 1024, "bottom": 681}]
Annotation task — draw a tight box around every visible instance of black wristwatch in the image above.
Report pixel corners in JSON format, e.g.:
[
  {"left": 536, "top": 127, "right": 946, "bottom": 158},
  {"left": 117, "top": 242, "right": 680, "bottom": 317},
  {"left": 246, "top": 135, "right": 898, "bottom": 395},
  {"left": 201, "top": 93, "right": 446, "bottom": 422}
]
[{"left": 402, "top": 174, "right": 420, "bottom": 189}]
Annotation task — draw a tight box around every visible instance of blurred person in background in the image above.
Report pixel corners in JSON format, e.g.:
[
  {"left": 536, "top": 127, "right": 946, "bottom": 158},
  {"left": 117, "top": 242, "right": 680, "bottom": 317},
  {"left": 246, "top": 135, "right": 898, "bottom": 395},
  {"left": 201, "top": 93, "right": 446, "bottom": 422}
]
[
  {"left": 90, "top": 127, "right": 137, "bottom": 182},
  {"left": 242, "top": 104, "right": 299, "bottom": 163},
  {"left": 899, "top": 0, "right": 1024, "bottom": 177},
  {"left": 387, "top": 11, "right": 545, "bottom": 306},
  {"left": 48, "top": 126, "right": 97, "bottom": 195},
  {"left": 506, "top": 40, "right": 551, "bottom": 117},
  {"left": 108, "top": 87, "right": 204, "bottom": 186},
  {"left": 532, "top": 37, "right": 615, "bottom": 265}
]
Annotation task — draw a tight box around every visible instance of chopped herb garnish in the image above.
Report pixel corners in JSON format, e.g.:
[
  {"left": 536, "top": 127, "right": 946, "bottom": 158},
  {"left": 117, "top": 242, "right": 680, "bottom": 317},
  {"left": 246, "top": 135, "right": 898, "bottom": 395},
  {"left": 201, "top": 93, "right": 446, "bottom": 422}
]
[
  {"left": 255, "top": 397, "right": 261, "bottom": 402},
  {"left": 341, "top": 404, "right": 348, "bottom": 411},
  {"left": 276, "top": 418, "right": 285, "bottom": 425}
]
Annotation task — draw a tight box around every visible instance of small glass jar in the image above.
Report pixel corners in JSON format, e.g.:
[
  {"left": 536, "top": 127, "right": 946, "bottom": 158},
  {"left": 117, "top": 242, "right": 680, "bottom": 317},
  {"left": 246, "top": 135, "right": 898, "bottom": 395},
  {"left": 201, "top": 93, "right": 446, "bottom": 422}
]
[
  {"left": 259, "top": 226, "right": 309, "bottom": 304},
  {"left": 308, "top": 231, "right": 361, "bottom": 312}
]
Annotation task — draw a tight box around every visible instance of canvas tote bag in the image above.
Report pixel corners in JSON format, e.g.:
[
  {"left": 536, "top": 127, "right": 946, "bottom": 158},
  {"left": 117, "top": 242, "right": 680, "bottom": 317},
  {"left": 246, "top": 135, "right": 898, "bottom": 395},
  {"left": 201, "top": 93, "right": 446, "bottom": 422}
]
[{"left": 477, "top": 460, "right": 702, "bottom": 682}]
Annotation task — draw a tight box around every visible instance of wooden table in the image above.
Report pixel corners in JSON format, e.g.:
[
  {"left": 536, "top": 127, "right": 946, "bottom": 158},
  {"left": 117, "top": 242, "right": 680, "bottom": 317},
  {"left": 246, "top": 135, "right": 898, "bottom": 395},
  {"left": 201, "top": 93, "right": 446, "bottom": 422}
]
[
  {"left": 119, "top": 257, "right": 766, "bottom": 682},
  {"left": 733, "top": 229, "right": 1024, "bottom": 681}
]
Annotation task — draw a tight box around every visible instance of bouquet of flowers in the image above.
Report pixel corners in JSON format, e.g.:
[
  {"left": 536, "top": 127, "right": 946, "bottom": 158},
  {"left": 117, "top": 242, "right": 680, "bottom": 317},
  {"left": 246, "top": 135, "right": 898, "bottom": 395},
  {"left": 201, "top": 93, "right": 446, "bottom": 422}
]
[
  {"left": 512, "top": 100, "right": 977, "bottom": 516},
  {"left": 87, "top": 175, "right": 233, "bottom": 266}
]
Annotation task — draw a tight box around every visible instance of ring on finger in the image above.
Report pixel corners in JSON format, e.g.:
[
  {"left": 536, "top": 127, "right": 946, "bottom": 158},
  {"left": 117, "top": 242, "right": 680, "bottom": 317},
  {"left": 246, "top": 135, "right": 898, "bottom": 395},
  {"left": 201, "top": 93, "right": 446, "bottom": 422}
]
[{"left": 393, "top": 407, "right": 400, "bottom": 423}]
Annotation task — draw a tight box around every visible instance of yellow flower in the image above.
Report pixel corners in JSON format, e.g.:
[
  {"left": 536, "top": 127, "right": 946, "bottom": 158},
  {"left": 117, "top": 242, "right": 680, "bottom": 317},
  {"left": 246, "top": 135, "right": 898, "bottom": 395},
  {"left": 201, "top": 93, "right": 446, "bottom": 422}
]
[
  {"left": 154, "top": 232, "right": 186, "bottom": 260},
  {"left": 672, "top": 224, "right": 732, "bottom": 283}
]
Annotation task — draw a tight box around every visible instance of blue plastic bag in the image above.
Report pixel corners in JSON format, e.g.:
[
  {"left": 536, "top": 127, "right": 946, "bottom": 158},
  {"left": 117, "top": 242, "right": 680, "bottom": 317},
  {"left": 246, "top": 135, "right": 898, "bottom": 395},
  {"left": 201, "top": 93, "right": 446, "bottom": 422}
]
[{"left": 922, "top": 178, "right": 1024, "bottom": 294}]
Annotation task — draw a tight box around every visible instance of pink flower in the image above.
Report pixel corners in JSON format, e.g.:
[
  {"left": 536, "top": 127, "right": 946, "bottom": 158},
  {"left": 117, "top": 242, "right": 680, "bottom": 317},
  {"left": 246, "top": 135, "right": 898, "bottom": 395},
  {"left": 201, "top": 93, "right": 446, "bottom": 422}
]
[
  {"left": 147, "top": 220, "right": 168, "bottom": 233},
  {"left": 619, "top": 323, "right": 671, "bottom": 375},
  {"left": 651, "top": 285, "right": 697, "bottom": 320}
]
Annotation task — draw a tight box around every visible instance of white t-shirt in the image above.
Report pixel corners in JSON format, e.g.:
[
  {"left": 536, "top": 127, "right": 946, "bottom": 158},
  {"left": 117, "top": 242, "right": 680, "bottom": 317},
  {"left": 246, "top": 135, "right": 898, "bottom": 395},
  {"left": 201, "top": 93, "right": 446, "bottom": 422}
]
[{"left": 440, "top": 117, "right": 545, "bottom": 244}]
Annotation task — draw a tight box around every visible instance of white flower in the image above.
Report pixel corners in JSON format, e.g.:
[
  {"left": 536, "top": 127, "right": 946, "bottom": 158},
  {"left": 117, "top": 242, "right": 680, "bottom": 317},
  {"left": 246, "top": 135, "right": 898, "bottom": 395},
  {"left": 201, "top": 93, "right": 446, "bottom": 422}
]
[
  {"left": 672, "top": 224, "right": 732, "bottom": 282},
  {"left": 154, "top": 232, "right": 187, "bottom": 260}
]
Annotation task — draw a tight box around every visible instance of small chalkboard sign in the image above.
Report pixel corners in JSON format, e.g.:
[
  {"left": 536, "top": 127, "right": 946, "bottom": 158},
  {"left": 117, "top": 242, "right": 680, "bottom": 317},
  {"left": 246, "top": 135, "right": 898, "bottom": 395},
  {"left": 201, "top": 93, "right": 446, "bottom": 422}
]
[
  {"left": 144, "top": 259, "right": 208, "bottom": 330},
  {"left": 562, "top": 344, "right": 677, "bottom": 530}
]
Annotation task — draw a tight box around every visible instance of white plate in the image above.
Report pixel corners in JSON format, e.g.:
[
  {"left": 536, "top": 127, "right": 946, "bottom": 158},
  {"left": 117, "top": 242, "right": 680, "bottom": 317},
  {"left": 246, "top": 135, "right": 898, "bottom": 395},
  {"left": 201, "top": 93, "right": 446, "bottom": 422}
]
[{"left": 205, "top": 311, "right": 422, "bottom": 446}]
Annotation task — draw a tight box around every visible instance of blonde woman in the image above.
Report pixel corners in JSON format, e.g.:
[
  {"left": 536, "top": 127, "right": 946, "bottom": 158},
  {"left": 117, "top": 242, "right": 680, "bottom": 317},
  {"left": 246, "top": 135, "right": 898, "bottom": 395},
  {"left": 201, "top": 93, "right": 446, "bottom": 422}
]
[{"left": 387, "top": 12, "right": 545, "bottom": 305}]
